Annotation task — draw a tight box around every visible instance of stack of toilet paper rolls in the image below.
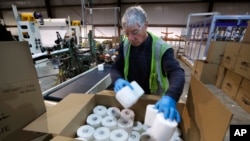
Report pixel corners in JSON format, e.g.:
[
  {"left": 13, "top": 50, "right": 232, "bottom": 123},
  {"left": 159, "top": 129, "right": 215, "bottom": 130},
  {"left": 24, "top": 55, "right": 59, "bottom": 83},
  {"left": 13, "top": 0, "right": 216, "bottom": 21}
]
[
  {"left": 76, "top": 105, "right": 147, "bottom": 141},
  {"left": 115, "top": 81, "right": 145, "bottom": 109},
  {"left": 142, "top": 104, "right": 183, "bottom": 141},
  {"left": 76, "top": 105, "right": 183, "bottom": 141}
]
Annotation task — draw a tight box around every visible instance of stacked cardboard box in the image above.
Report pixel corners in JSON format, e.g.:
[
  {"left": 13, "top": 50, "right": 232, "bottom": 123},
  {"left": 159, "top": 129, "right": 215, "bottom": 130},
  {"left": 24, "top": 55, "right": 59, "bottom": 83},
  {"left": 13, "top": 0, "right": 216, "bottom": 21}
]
[
  {"left": 192, "top": 60, "right": 219, "bottom": 84},
  {"left": 219, "top": 41, "right": 250, "bottom": 113},
  {"left": 209, "top": 21, "right": 250, "bottom": 114},
  {"left": 192, "top": 41, "right": 227, "bottom": 84},
  {"left": 192, "top": 21, "right": 250, "bottom": 114}
]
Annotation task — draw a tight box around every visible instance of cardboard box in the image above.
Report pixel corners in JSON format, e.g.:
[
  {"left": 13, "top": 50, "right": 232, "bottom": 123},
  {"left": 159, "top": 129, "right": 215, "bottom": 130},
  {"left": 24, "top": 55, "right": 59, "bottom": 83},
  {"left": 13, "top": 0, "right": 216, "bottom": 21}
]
[
  {"left": 215, "top": 65, "right": 227, "bottom": 89},
  {"left": 234, "top": 43, "right": 250, "bottom": 79},
  {"left": 221, "top": 42, "right": 241, "bottom": 70},
  {"left": 192, "top": 60, "right": 219, "bottom": 84},
  {"left": 24, "top": 76, "right": 232, "bottom": 141},
  {"left": 242, "top": 21, "right": 250, "bottom": 43},
  {"left": 235, "top": 78, "right": 250, "bottom": 113},
  {"left": 221, "top": 70, "right": 243, "bottom": 100},
  {"left": 0, "top": 41, "right": 47, "bottom": 141},
  {"left": 206, "top": 41, "right": 227, "bottom": 64}
]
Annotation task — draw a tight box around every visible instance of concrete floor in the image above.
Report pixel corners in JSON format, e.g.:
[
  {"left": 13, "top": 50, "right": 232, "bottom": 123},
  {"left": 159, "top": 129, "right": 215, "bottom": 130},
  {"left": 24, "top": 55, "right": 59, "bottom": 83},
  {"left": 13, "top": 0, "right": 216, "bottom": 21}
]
[{"left": 35, "top": 55, "right": 250, "bottom": 141}]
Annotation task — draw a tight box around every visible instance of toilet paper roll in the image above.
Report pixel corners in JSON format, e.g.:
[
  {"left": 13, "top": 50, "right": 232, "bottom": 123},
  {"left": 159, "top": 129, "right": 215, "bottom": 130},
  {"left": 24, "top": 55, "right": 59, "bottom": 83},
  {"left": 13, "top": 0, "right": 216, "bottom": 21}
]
[
  {"left": 117, "top": 118, "right": 133, "bottom": 134},
  {"left": 76, "top": 125, "right": 95, "bottom": 140},
  {"left": 144, "top": 104, "right": 158, "bottom": 126},
  {"left": 86, "top": 114, "right": 102, "bottom": 128},
  {"left": 140, "top": 130, "right": 156, "bottom": 141},
  {"left": 128, "top": 131, "right": 141, "bottom": 141},
  {"left": 93, "top": 127, "right": 110, "bottom": 141},
  {"left": 116, "top": 86, "right": 137, "bottom": 109},
  {"left": 110, "top": 129, "right": 129, "bottom": 141},
  {"left": 170, "top": 128, "right": 182, "bottom": 141},
  {"left": 115, "top": 81, "right": 144, "bottom": 108},
  {"left": 170, "top": 136, "right": 184, "bottom": 141},
  {"left": 142, "top": 124, "right": 150, "bottom": 132},
  {"left": 132, "top": 121, "right": 143, "bottom": 133},
  {"left": 120, "top": 109, "right": 135, "bottom": 121},
  {"left": 172, "top": 127, "right": 181, "bottom": 137},
  {"left": 150, "top": 113, "right": 178, "bottom": 141},
  {"left": 74, "top": 137, "right": 88, "bottom": 141},
  {"left": 130, "top": 81, "right": 144, "bottom": 98},
  {"left": 98, "top": 64, "right": 104, "bottom": 71},
  {"left": 106, "top": 107, "right": 120, "bottom": 119},
  {"left": 101, "top": 116, "right": 117, "bottom": 131},
  {"left": 93, "top": 105, "right": 107, "bottom": 117}
]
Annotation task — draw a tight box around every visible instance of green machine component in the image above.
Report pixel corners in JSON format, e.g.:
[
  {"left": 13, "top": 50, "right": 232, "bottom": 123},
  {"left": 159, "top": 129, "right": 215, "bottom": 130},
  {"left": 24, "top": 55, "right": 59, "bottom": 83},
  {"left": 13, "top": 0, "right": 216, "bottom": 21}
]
[{"left": 88, "top": 30, "right": 96, "bottom": 62}]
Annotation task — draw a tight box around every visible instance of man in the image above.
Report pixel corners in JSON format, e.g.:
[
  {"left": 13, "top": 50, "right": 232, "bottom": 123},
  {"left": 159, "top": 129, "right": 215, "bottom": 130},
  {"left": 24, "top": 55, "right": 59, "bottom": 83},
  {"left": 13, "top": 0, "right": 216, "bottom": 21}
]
[{"left": 110, "top": 5, "right": 185, "bottom": 123}]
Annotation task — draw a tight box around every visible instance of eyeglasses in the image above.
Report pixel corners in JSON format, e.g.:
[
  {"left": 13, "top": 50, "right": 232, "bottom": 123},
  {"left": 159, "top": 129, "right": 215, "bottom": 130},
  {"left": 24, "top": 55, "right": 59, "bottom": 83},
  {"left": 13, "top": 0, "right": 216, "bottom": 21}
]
[{"left": 124, "top": 24, "right": 144, "bottom": 37}]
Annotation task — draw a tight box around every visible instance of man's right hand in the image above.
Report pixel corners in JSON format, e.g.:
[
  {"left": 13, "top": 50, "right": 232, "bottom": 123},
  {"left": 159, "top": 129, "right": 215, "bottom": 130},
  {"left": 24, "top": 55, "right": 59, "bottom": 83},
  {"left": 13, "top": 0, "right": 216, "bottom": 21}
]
[{"left": 114, "top": 78, "right": 133, "bottom": 93}]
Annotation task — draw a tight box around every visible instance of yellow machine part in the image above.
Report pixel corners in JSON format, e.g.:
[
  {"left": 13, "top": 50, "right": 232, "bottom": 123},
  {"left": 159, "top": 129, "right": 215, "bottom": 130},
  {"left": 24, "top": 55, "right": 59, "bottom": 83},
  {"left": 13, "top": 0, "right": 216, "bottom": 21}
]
[
  {"left": 71, "top": 20, "right": 81, "bottom": 26},
  {"left": 20, "top": 13, "right": 35, "bottom": 21}
]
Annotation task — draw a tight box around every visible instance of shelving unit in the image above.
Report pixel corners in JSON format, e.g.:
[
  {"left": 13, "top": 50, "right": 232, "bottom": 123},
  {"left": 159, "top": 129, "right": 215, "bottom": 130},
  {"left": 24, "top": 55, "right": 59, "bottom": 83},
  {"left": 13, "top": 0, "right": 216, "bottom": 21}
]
[{"left": 183, "top": 14, "right": 250, "bottom": 63}]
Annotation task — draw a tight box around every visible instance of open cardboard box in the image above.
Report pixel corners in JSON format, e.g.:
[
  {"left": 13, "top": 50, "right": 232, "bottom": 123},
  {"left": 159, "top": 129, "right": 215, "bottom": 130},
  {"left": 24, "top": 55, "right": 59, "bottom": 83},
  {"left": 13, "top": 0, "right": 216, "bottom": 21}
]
[{"left": 24, "top": 75, "right": 232, "bottom": 141}]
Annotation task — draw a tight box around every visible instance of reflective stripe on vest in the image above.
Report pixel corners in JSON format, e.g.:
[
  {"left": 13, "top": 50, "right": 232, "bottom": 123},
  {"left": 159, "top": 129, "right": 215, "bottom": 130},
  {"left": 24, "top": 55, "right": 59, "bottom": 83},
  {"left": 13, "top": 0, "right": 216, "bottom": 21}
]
[{"left": 123, "top": 33, "right": 170, "bottom": 95}]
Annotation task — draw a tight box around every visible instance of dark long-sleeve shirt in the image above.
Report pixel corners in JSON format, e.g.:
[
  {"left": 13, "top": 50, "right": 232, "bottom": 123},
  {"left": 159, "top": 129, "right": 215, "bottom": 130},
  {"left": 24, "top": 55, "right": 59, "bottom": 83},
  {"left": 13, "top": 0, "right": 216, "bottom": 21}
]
[{"left": 110, "top": 33, "right": 185, "bottom": 102}]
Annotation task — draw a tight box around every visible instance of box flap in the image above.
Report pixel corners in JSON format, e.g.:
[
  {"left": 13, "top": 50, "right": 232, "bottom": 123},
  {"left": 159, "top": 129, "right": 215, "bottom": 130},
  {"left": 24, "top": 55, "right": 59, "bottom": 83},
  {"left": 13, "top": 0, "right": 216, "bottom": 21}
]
[
  {"left": 182, "top": 75, "right": 232, "bottom": 141},
  {"left": 51, "top": 135, "right": 77, "bottom": 141},
  {"left": 0, "top": 41, "right": 46, "bottom": 140},
  {"left": 24, "top": 93, "right": 95, "bottom": 137}
]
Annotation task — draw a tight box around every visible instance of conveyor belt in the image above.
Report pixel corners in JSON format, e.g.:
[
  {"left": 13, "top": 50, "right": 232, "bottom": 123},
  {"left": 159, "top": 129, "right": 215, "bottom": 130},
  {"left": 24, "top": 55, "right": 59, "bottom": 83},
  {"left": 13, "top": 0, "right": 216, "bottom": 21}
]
[{"left": 43, "top": 64, "right": 112, "bottom": 101}]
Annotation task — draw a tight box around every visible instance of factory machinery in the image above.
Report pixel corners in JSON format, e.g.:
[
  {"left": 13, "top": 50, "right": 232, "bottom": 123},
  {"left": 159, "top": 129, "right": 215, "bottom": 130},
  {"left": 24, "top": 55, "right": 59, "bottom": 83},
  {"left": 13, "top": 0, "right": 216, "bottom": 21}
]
[{"left": 12, "top": 5, "right": 113, "bottom": 101}]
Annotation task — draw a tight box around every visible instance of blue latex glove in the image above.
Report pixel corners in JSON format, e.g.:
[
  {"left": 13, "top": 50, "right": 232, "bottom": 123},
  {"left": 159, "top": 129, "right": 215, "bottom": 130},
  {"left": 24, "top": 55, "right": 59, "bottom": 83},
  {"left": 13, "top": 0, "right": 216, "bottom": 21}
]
[
  {"left": 155, "top": 95, "right": 181, "bottom": 123},
  {"left": 114, "top": 78, "right": 133, "bottom": 93}
]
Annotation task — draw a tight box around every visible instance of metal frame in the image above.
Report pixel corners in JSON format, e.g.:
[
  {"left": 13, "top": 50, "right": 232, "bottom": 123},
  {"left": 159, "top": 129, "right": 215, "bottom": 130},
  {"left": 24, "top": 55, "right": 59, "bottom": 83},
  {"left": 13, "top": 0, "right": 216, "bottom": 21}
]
[{"left": 184, "top": 14, "right": 250, "bottom": 62}]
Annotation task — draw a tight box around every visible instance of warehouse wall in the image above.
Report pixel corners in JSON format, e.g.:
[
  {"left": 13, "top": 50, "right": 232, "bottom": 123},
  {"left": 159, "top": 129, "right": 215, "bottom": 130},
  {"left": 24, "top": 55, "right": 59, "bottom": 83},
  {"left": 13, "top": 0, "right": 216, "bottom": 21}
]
[{"left": 1, "top": 1, "right": 250, "bottom": 41}]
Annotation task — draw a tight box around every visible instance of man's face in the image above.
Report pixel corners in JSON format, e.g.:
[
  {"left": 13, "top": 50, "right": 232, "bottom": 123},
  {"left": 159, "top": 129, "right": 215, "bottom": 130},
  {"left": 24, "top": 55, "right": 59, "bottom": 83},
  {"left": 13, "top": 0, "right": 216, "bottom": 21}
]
[{"left": 123, "top": 23, "right": 148, "bottom": 47}]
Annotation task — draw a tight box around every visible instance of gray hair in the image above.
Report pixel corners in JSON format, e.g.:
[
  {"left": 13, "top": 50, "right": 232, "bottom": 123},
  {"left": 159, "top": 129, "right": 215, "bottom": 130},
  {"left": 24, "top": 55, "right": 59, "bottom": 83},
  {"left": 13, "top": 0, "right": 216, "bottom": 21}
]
[{"left": 121, "top": 5, "right": 147, "bottom": 29}]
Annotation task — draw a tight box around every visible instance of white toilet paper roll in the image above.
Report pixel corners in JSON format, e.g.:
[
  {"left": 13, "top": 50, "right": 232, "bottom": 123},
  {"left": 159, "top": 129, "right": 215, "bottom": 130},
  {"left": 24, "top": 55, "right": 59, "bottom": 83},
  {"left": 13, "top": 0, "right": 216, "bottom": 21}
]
[
  {"left": 93, "top": 105, "right": 107, "bottom": 117},
  {"left": 106, "top": 107, "right": 120, "bottom": 119},
  {"left": 144, "top": 104, "right": 158, "bottom": 126},
  {"left": 150, "top": 113, "right": 178, "bottom": 141},
  {"left": 170, "top": 136, "right": 184, "bottom": 141},
  {"left": 98, "top": 64, "right": 104, "bottom": 71},
  {"left": 140, "top": 131, "right": 156, "bottom": 141},
  {"left": 142, "top": 124, "right": 150, "bottom": 132},
  {"left": 101, "top": 116, "right": 117, "bottom": 131},
  {"left": 74, "top": 137, "right": 88, "bottom": 141},
  {"left": 93, "top": 127, "right": 110, "bottom": 141},
  {"left": 170, "top": 128, "right": 182, "bottom": 141},
  {"left": 172, "top": 127, "right": 181, "bottom": 137},
  {"left": 120, "top": 108, "right": 135, "bottom": 121},
  {"left": 110, "top": 129, "right": 129, "bottom": 141},
  {"left": 130, "top": 81, "right": 144, "bottom": 98},
  {"left": 115, "top": 81, "right": 144, "bottom": 108},
  {"left": 86, "top": 114, "right": 102, "bottom": 128},
  {"left": 132, "top": 121, "right": 143, "bottom": 133},
  {"left": 128, "top": 131, "right": 141, "bottom": 141},
  {"left": 117, "top": 118, "right": 133, "bottom": 134},
  {"left": 116, "top": 86, "right": 137, "bottom": 109},
  {"left": 76, "top": 125, "right": 95, "bottom": 140}
]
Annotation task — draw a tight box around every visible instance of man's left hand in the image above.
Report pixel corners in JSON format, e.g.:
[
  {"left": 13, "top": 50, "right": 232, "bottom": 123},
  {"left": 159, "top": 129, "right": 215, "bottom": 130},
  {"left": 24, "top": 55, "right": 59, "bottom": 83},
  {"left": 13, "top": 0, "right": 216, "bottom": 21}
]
[{"left": 154, "top": 95, "right": 181, "bottom": 123}]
